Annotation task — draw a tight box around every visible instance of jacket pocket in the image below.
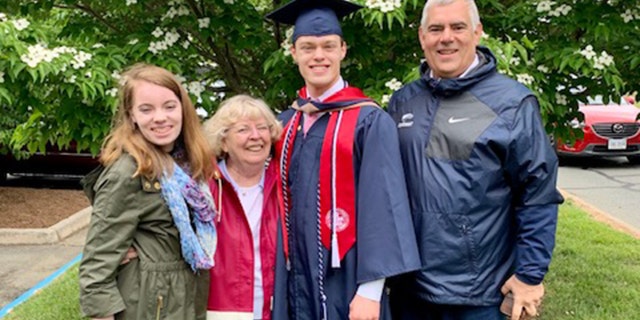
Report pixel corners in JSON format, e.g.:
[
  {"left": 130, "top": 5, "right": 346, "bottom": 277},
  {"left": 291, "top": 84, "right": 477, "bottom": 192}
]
[
  {"left": 417, "top": 211, "right": 479, "bottom": 275},
  {"left": 139, "top": 260, "right": 190, "bottom": 320}
]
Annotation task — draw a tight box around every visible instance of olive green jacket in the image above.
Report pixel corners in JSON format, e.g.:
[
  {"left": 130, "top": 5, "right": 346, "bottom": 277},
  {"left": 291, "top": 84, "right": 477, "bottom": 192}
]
[{"left": 79, "top": 154, "right": 208, "bottom": 319}]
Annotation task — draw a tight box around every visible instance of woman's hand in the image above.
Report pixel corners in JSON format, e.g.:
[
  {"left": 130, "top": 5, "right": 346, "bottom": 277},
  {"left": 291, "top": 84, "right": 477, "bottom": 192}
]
[{"left": 120, "top": 246, "right": 138, "bottom": 265}]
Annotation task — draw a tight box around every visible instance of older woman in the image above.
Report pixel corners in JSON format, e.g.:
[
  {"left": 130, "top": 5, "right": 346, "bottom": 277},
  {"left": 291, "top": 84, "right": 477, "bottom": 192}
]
[{"left": 203, "top": 95, "right": 287, "bottom": 320}]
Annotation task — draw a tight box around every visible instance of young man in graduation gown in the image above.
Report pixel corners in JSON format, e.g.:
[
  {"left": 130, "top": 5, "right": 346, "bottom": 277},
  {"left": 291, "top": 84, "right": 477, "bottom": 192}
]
[{"left": 266, "top": 1, "right": 421, "bottom": 319}]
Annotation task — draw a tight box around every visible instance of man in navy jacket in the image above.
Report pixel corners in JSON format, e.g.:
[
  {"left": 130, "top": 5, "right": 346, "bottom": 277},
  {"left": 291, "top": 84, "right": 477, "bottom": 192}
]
[{"left": 387, "top": 1, "right": 563, "bottom": 319}]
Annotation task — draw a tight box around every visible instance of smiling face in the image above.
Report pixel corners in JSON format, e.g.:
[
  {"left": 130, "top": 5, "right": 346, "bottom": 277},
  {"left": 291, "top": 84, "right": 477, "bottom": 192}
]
[
  {"left": 290, "top": 34, "right": 346, "bottom": 97},
  {"left": 130, "top": 80, "right": 183, "bottom": 152},
  {"left": 419, "top": 0, "right": 483, "bottom": 79},
  {"left": 223, "top": 118, "right": 272, "bottom": 170}
]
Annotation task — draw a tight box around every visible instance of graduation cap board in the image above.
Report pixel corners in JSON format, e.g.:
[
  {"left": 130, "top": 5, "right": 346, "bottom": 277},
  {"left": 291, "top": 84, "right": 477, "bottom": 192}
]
[{"left": 266, "top": 0, "right": 363, "bottom": 42}]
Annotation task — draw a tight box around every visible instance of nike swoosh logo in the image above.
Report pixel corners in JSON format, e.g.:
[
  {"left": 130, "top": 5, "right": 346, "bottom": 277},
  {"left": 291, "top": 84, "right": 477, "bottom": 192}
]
[{"left": 448, "top": 116, "right": 470, "bottom": 124}]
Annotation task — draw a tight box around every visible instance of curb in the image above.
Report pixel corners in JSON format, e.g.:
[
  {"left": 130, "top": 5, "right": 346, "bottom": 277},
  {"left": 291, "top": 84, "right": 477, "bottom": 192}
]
[
  {"left": 559, "top": 189, "right": 640, "bottom": 239},
  {"left": 0, "top": 207, "right": 91, "bottom": 245}
]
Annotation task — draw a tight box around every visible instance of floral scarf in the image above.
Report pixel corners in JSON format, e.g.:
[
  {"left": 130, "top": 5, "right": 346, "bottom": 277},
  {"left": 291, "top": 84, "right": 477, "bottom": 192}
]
[{"left": 160, "top": 162, "right": 217, "bottom": 271}]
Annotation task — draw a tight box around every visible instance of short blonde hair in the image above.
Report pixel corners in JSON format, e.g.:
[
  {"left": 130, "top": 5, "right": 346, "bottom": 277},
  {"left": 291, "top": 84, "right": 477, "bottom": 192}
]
[{"left": 203, "top": 94, "right": 282, "bottom": 159}]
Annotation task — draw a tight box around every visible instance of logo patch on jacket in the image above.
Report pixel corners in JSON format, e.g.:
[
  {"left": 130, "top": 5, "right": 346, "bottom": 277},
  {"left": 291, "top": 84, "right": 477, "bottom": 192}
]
[{"left": 398, "top": 113, "right": 414, "bottom": 128}]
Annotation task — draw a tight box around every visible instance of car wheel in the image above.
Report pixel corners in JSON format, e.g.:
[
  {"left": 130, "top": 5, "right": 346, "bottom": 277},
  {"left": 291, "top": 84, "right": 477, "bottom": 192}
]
[
  {"left": 627, "top": 155, "right": 640, "bottom": 165},
  {"left": 0, "top": 167, "right": 7, "bottom": 183}
]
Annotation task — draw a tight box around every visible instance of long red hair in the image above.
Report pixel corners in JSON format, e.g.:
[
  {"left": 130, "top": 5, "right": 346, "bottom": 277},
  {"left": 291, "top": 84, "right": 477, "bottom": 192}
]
[{"left": 100, "top": 63, "right": 213, "bottom": 180}]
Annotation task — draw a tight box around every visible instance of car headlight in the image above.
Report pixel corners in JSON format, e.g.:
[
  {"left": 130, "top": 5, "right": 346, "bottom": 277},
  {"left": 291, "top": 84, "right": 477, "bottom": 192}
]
[{"left": 569, "top": 118, "right": 585, "bottom": 129}]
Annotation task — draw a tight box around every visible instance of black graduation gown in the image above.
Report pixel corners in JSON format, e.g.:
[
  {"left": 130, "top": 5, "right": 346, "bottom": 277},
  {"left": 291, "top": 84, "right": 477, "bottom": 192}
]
[{"left": 277, "top": 104, "right": 420, "bottom": 320}]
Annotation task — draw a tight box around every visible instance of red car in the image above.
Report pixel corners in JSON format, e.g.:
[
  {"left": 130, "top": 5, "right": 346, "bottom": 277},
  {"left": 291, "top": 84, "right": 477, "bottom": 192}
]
[{"left": 556, "top": 96, "right": 640, "bottom": 164}]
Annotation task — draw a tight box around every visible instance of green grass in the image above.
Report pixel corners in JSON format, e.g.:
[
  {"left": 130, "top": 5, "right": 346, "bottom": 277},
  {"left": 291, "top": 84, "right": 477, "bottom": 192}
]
[
  {"left": 541, "top": 201, "right": 640, "bottom": 319},
  {"left": 2, "top": 265, "right": 87, "bottom": 320},
  {"left": 3, "top": 201, "right": 640, "bottom": 320}
]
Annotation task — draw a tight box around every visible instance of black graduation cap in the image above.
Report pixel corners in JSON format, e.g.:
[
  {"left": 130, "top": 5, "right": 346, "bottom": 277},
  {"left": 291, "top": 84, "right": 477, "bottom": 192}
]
[{"left": 266, "top": 0, "right": 363, "bottom": 42}]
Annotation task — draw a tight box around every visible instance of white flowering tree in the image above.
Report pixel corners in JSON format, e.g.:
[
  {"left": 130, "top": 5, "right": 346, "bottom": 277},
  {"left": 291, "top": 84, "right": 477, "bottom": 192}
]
[{"left": 0, "top": 0, "right": 637, "bottom": 156}]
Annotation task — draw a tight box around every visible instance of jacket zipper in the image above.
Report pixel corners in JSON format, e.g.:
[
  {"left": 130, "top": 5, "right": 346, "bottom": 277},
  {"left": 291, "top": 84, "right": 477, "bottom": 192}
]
[{"left": 155, "top": 295, "right": 164, "bottom": 320}]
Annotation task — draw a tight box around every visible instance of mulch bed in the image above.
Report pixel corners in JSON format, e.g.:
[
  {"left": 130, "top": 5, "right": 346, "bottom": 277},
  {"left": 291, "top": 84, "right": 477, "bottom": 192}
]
[{"left": 0, "top": 187, "right": 90, "bottom": 228}]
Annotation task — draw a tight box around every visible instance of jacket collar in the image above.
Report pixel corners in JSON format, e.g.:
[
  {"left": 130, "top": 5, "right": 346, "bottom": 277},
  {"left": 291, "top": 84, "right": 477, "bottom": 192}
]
[{"left": 420, "top": 46, "right": 497, "bottom": 97}]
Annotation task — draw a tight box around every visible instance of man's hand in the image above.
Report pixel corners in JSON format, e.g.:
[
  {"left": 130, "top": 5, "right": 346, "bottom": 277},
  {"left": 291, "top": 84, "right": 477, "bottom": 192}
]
[
  {"left": 501, "top": 275, "right": 544, "bottom": 320},
  {"left": 349, "top": 294, "right": 380, "bottom": 320}
]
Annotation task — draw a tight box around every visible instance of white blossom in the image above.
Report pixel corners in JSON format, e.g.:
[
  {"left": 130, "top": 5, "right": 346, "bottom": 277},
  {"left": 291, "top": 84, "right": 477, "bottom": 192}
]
[
  {"left": 198, "top": 17, "right": 210, "bottom": 29},
  {"left": 510, "top": 56, "right": 521, "bottom": 66},
  {"left": 176, "top": 6, "right": 190, "bottom": 16},
  {"left": 280, "top": 27, "right": 294, "bottom": 56},
  {"left": 0, "top": 13, "right": 7, "bottom": 22},
  {"left": 111, "top": 71, "right": 121, "bottom": 80},
  {"left": 555, "top": 93, "right": 567, "bottom": 105},
  {"left": 163, "top": 7, "right": 178, "bottom": 21},
  {"left": 164, "top": 29, "right": 180, "bottom": 46},
  {"left": 182, "top": 40, "right": 190, "bottom": 49},
  {"left": 12, "top": 18, "right": 30, "bottom": 31},
  {"left": 579, "top": 45, "right": 596, "bottom": 60},
  {"left": 621, "top": 9, "right": 639, "bottom": 23},
  {"left": 20, "top": 44, "right": 60, "bottom": 67},
  {"left": 106, "top": 88, "right": 118, "bottom": 97},
  {"left": 0, "top": 71, "right": 5, "bottom": 83},
  {"left": 381, "top": 94, "right": 391, "bottom": 105},
  {"left": 187, "top": 81, "right": 205, "bottom": 98},
  {"left": 71, "top": 51, "right": 92, "bottom": 69},
  {"left": 152, "top": 27, "right": 164, "bottom": 38},
  {"left": 365, "top": 0, "right": 401, "bottom": 13},
  {"left": 148, "top": 41, "right": 168, "bottom": 54},
  {"left": 593, "top": 51, "right": 614, "bottom": 70},
  {"left": 621, "top": 10, "right": 634, "bottom": 23},
  {"left": 549, "top": 4, "right": 571, "bottom": 17},
  {"left": 65, "top": 75, "right": 77, "bottom": 83},
  {"left": 515, "top": 73, "right": 534, "bottom": 86},
  {"left": 597, "top": 51, "right": 614, "bottom": 67},
  {"left": 537, "top": 65, "right": 549, "bottom": 73},
  {"left": 384, "top": 78, "right": 402, "bottom": 91},
  {"left": 558, "top": 4, "right": 571, "bottom": 15},
  {"left": 196, "top": 107, "right": 209, "bottom": 118},
  {"left": 535, "top": 1, "right": 555, "bottom": 13},
  {"left": 126, "top": 0, "right": 137, "bottom": 5},
  {"left": 92, "top": 43, "right": 104, "bottom": 48}
]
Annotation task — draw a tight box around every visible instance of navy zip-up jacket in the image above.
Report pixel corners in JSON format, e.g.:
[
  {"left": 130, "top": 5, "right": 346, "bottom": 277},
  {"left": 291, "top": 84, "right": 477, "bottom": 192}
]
[{"left": 387, "top": 47, "right": 564, "bottom": 306}]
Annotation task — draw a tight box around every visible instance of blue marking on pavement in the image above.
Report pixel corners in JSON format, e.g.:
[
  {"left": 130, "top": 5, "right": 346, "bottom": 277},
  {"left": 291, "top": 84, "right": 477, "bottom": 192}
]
[{"left": 0, "top": 253, "right": 82, "bottom": 318}]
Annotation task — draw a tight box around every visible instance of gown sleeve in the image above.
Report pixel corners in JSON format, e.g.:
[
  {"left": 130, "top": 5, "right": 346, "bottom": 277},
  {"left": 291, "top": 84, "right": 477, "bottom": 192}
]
[{"left": 353, "top": 107, "right": 421, "bottom": 283}]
